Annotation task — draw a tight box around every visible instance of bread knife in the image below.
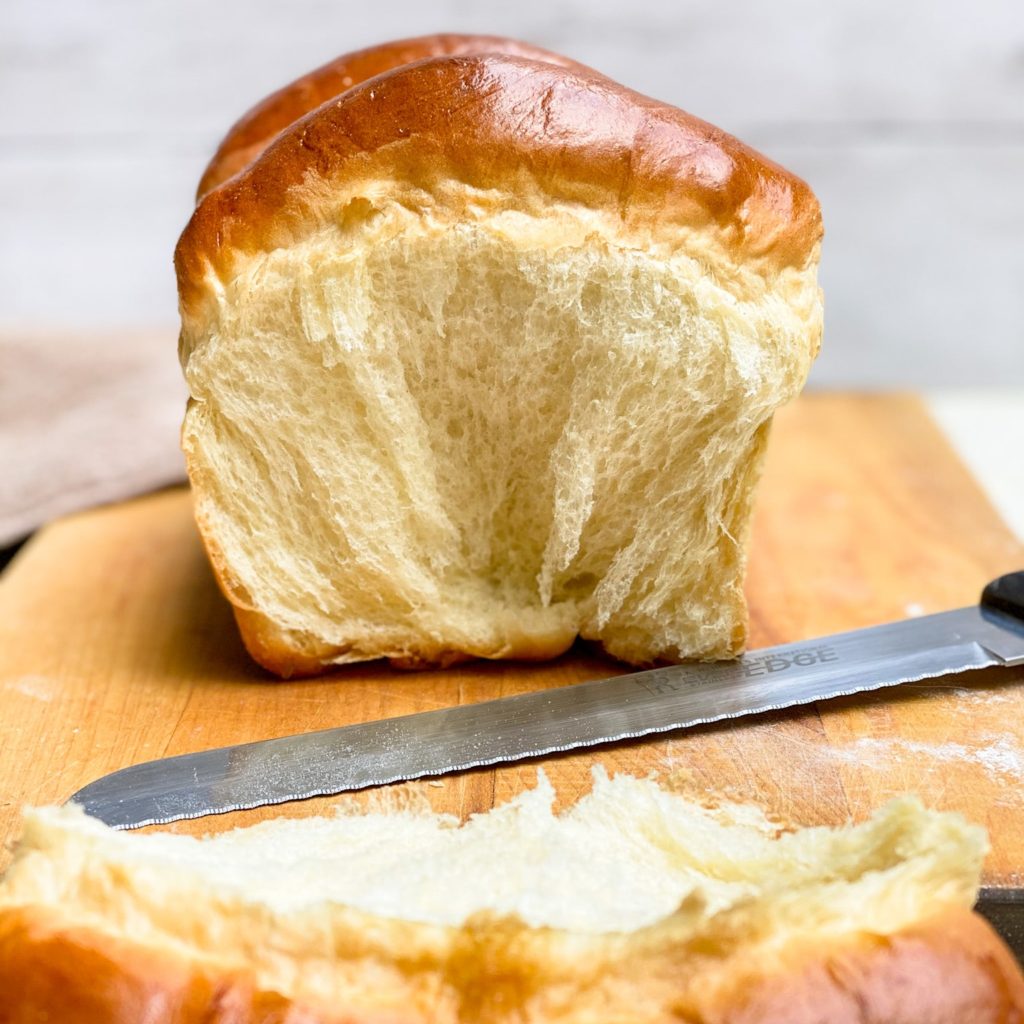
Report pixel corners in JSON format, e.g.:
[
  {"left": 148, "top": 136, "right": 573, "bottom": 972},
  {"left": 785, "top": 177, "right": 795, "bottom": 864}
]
[{"left": 69, "top": 572, "right": 1024, "bottom": 831}]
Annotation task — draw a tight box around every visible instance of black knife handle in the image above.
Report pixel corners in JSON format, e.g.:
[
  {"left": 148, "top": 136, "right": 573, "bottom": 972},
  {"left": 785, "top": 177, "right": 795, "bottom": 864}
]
[{"left": 982, "top": 572, "right": 1024, "bottom": 623}]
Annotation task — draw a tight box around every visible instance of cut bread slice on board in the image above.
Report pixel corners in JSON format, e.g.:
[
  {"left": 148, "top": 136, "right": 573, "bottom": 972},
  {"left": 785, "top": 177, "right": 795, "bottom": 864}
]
[{"left": 1, "top": 772, "right": 1021, "bottom": 1021}]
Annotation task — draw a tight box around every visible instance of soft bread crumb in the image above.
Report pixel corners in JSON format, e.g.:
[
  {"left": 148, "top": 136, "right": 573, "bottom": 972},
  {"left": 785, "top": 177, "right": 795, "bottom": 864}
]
[
  {"left": 0, "top": 772, "right": 1009, "bottom": 1018},
  {"left": 182, "top": 212, "right": 821, "bottom": 673},
  {"left": 4, "top": 770, "right": 984, "bottom": 935}
]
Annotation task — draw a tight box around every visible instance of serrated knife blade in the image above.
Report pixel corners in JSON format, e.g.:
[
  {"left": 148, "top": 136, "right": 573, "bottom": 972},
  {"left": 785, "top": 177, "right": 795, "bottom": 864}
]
[{"left": 69, "top": 572, "right": 1024, "bottom": 829}]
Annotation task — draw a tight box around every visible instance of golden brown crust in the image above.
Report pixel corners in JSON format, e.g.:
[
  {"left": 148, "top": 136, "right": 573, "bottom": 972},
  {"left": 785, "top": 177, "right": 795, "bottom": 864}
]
[
  {"left": 231, "top": 604, "right": 345, "bottom": 678},
  {"left": 1, "top": 906, "right": 1021, "bottom": 1023},
  {"left": 229, "top": 603, "right": 576, "bottom": 679},
  {"left": 683, "top": 910, "right": 1024, "bottom": 1022},
  {"left": 0, "top": 912, "right": 384, "bottom": 1023},
  {"left": 175, "top": 53, "right": 822, "bottom": 319},
  {"left": 197, "top": 34, "right": 592, "bottom": 199}
]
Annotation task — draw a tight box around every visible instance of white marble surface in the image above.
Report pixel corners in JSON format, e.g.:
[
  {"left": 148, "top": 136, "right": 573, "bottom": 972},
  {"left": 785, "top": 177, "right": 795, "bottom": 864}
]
[
  {"left": 1, "top": 0, "right": 1022, "bottom": 387},
  {"left": 928, "top": 392, "right": 1024, "bottom": 542}
]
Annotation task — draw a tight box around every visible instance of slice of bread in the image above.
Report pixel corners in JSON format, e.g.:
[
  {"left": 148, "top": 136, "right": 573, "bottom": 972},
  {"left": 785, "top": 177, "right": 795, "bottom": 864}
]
[
  {"left": 175, "top": 45, "right": 824, "bottom": 676},
  {"left": 1, "top": 773, "right": 1020, "bottom": 1021}
]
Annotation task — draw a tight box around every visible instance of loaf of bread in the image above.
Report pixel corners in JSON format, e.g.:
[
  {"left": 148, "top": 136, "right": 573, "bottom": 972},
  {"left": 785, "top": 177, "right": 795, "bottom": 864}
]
[
  {"left": 175, "top": 36, "right": 823, "bottom": 676},
  {"left": 1, "top": 773, "right": 1020, "bottom": 1021}
]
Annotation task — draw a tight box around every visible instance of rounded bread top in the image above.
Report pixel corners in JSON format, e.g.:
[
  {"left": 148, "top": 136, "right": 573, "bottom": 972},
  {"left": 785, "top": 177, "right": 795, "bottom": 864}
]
[
  {"left": 197, "top": 34, "right": 590, "bottom": 198},
  {"left": 177, "top": 52, "right": 823, "bottom": 316}
]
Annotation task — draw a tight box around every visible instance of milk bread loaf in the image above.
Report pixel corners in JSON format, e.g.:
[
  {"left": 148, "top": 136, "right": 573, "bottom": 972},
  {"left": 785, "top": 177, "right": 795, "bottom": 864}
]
[
  {"left": 175, "top": 40, "right": 824, "bottom": 676},
  {"left": 1, "top": 774, "right": 1020, "bottom": 1022}
]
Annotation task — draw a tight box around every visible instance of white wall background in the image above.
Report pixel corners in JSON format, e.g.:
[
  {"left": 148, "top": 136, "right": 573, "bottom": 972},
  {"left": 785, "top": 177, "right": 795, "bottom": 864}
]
[{"left": 2, "top": 0, "right": 1022, "bottom": 387}]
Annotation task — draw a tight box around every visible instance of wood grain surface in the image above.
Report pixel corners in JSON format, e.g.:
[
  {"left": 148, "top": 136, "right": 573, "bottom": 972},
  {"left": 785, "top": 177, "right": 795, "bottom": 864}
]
[{"left": 1, "top": 394, "right": 1022, "bottom": 886}]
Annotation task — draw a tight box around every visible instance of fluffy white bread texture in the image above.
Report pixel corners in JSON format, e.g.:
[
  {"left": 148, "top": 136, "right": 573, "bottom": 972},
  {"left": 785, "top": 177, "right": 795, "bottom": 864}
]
[
  {"left": 181, "top": 206, "right": 822, "bottom": 670},
  {"left": 2, "top": 773, "right": 1009, "bottom": 1020},
  {"left": 3, "top": 773, "right": 982, "bottom": 961}
]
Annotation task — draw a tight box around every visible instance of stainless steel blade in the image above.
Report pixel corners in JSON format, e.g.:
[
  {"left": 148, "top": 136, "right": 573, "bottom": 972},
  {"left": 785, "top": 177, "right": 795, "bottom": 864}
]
[{"left": 70, "top": 603, "right": 1024, "bottom": 829}]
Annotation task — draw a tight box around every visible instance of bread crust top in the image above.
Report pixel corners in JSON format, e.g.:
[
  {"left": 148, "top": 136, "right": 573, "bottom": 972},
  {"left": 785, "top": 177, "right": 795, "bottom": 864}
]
[
  {"left": 197, "top": 34, "right": 590, "bottom": 198},
  {"left": 176, "top": 52, "right": 822, "bottom": 319}
]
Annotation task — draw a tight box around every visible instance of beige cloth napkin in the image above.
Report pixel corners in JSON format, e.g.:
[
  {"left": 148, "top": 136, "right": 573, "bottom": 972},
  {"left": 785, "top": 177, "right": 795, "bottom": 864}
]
[{"left": 1, "top": 330, "right": 188, "bottom": 547}]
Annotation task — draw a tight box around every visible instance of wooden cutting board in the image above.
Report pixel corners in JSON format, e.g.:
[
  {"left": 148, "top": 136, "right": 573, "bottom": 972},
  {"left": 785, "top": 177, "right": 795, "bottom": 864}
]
[{"left": 2, "top": 394, "right": 1022, "bottom": 888}]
